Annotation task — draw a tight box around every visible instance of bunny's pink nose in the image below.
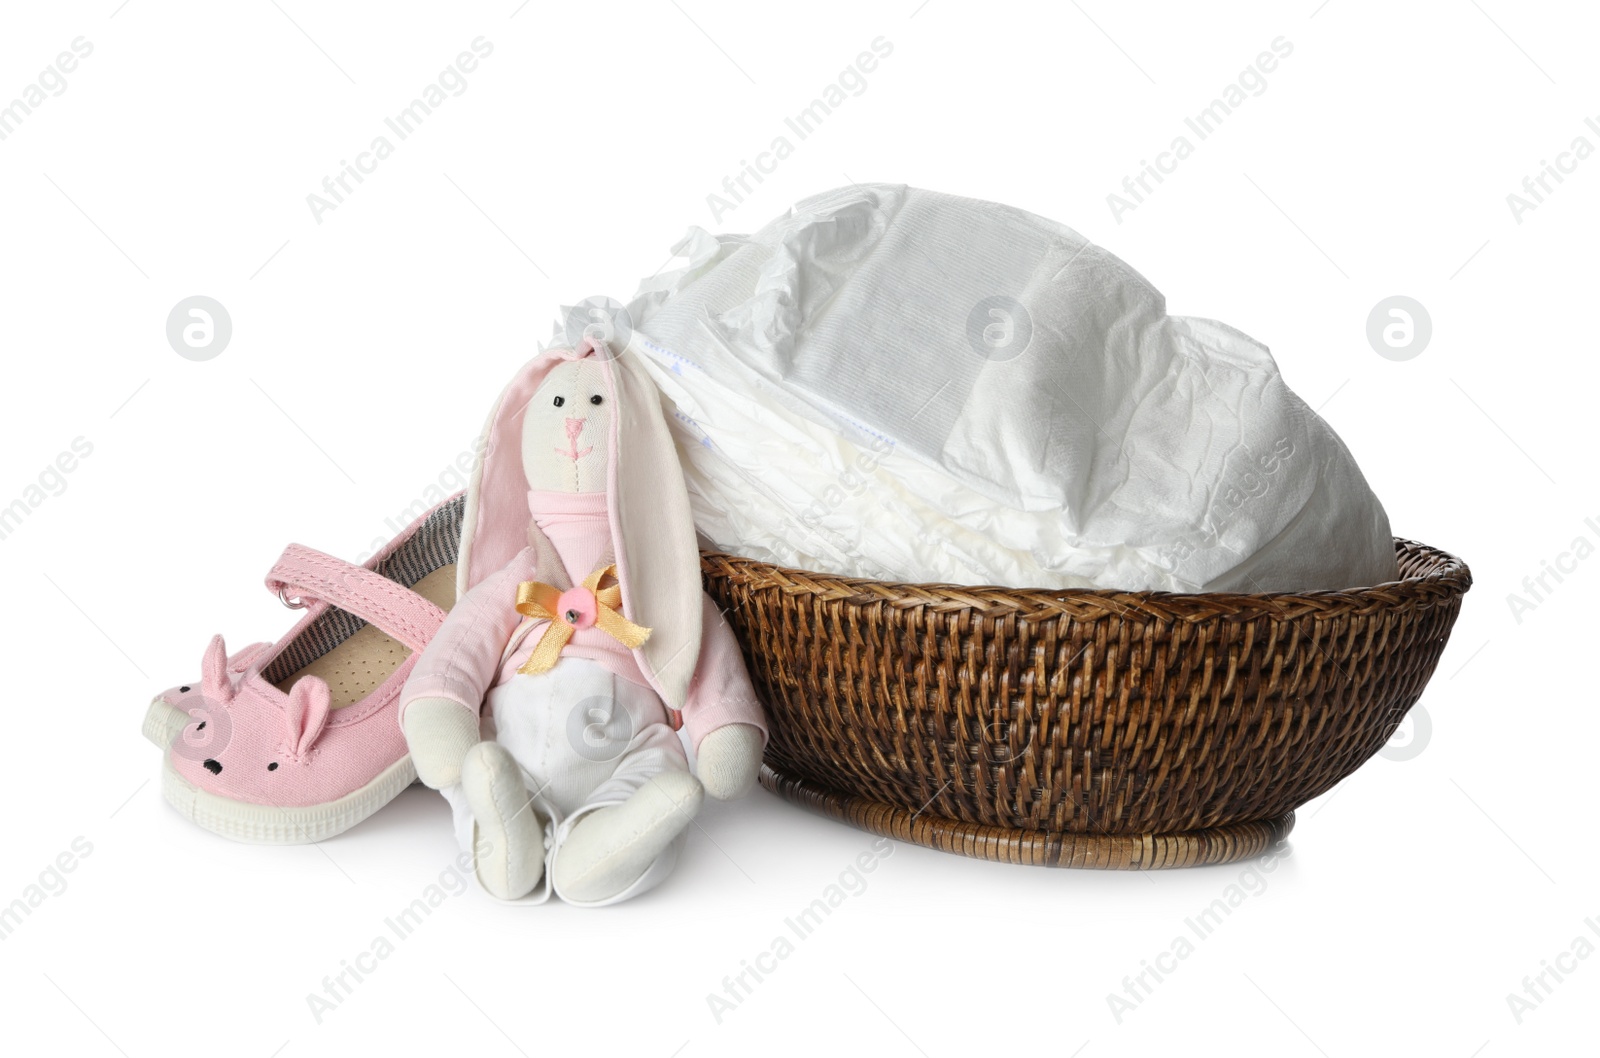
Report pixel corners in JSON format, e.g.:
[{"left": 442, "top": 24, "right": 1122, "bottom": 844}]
[{"left": 554, "top": 416, "right": 595, "bottom": 462}]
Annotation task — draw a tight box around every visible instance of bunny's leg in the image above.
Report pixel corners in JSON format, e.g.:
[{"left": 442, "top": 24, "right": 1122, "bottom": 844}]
[
  {"left": 435, "top": 677, "right": 554, "bottom": 902},
  {"left": 460, "top": 740, "right": 548, "bottom": 901},
  {"left": 550, "top": 681, "right": 703, "bottom": 906}
]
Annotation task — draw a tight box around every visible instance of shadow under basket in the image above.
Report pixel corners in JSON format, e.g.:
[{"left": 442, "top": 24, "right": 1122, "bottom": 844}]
[{"left": 699, "top": 539, "right": 1470, "bottom": 870}]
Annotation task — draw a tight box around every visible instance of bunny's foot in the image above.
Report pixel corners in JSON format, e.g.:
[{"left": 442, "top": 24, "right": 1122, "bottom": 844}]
[
  {"left": 462, "top": 741, "right": 546, "bottom": 901},
  {"left": 553, "top": 770, "right": 704, "bottom": 904}
]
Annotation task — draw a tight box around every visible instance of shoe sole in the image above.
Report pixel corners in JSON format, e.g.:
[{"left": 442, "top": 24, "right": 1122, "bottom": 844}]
[
  {"left": 161, "top": 754, "right": 417, "bottom": 845},
  {"left": 142, "top": 696, "right": 190, "bottom": 750}
]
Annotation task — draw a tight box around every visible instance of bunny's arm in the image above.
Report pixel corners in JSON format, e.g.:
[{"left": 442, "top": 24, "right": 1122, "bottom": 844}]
[
  {"left": 401, "top": 546, "right": 539, "bottom": 722},
  {"left": 680, "top": 593, "right": 769, "bottom": 800},
  {"left": 680, "top": 593, "right": 769, "bottom": 750}
]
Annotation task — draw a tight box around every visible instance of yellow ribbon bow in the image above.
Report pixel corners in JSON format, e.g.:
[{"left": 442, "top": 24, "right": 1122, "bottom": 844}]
[{"left": 514, "top": 563, "right": 651, "bottom": 676}]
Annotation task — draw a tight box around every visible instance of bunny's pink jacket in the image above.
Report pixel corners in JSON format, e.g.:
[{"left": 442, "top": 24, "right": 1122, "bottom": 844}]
[{"left": 400, "top": 542, "right": 768, "bottom": 752}]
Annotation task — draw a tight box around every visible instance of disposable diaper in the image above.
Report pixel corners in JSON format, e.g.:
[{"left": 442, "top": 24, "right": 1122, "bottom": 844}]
[{"left": 585, "top": 183, "right": 1396, "bottom": 592}]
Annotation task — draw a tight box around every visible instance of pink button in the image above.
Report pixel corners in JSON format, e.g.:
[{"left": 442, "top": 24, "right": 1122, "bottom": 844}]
[{"left": 556, "top": 587, "right": 597, "bottom": 629}]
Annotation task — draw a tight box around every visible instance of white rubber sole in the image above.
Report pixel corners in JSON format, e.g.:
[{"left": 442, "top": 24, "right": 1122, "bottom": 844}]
[
  {"left": 142, "top": 696, "right": 190, "bottom": 750},
  {"left": 161, "top": 754, "right": 417, "bottom": 845}
]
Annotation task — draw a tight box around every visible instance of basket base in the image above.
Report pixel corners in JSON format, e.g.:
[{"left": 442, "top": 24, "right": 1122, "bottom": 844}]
[{"left": 760, "top": 765, "right": 1295, "bottom": 870}]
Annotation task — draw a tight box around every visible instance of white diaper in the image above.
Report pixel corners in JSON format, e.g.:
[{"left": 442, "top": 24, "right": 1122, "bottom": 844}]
[{"left": 591, "top": 183, "right": 1398, "bottom": 594}]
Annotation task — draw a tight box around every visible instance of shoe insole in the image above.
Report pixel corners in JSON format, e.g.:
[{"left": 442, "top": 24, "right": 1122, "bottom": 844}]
[{"left": 275, "top": 564, "right": 458, "bottom": 709}]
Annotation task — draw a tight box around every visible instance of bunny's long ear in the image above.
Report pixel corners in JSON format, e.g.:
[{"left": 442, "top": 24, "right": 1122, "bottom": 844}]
[
  {"left": 457, "top": 347, "right": 586, "bottom": 597},
  {"left": 606, "top": 337, "right": 703, "bottom": 712}
]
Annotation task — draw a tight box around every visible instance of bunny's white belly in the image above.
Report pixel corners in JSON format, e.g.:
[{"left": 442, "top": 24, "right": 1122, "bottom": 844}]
[
  {"left": 439, "top": 657, "right": 689, "bottom": 876},
  {"left": 484, "top": 658, "right": 683, "bottom": 816}
]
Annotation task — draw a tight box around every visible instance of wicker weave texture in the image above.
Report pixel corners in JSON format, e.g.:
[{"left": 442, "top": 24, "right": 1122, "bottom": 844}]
[{"left": 701, "top": 539, "right": 1469, "bottom": 863}]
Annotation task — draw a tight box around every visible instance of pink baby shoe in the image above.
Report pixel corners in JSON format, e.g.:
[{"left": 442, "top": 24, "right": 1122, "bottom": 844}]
[{"left": 145, "top": 495, "right": 465, "bottom": 843}]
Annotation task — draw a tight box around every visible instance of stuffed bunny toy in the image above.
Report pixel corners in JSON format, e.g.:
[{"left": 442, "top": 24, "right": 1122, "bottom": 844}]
[{"left": 399, "top": 337, "right": 767, "bottom": 905}]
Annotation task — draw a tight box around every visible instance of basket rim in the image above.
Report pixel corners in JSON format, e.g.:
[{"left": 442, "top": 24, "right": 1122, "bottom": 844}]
[{"left": 699, "top": 536, "right": 1471, "bottom": 620}]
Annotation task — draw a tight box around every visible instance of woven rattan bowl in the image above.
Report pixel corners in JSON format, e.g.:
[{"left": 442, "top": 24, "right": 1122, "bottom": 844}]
[{"left": 699, "top": 539, "right": 1470, "bottom": 870}]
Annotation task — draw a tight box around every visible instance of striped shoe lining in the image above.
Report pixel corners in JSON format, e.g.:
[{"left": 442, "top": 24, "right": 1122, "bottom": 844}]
[{"left": 262, "top": 494, "right": 465, "bottom": 685}]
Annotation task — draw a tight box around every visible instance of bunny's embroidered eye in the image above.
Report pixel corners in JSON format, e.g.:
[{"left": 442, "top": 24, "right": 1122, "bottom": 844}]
[
  {"left": 553, "top": 396, "right": 566, "bottom": 407},
  {"left": 590, "top": 394, "right": 603, "bottom": 405},
  {"left": 267, "top": 762, "right": 279, "bottom": 771}
]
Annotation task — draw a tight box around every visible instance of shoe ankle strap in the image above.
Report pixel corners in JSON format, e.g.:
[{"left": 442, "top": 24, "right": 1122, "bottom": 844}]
[{"left": 265, "top": 544, "right": 447, "bottom": 653}]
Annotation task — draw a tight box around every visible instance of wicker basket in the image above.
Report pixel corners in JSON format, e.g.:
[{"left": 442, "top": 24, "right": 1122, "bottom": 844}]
[{"left": 699, "top": 538, "right": 1470, "bottom": 869}]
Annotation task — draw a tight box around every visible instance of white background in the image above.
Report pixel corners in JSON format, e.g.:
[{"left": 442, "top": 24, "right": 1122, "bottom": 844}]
[{"left": 1, "top": 1, "right": 1595, "bottom": 1055}]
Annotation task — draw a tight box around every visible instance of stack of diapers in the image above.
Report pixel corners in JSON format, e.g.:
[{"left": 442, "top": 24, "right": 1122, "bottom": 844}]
[{"left": 579, "top": 183, "right": 1396, "bottom": 593}]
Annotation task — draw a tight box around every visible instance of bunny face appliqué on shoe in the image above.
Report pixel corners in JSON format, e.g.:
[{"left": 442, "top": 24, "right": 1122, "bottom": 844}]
[{"left": 167, "top": 634, "right": 333, "bottom": 805}]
